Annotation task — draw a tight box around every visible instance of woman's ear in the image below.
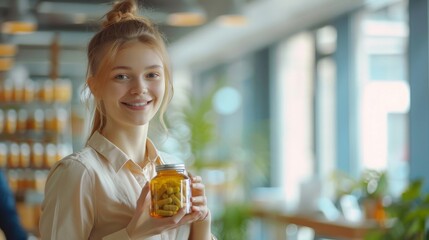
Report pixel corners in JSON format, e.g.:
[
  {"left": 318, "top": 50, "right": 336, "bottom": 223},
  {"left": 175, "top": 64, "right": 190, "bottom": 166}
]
[{"left": 87, "top": 76, "right": 98, "bottom": 97}]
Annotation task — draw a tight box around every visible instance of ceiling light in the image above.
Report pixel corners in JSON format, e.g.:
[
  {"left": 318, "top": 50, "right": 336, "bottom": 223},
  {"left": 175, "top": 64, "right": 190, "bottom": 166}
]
[
  {"left": 1, "top": 22, "right": 37, "bottom": 34},
  {"left": 216, "top": 0, "right": 248, "bottom": 27},
  {"left": 167, "top": 13, "right": 206, "bottom": 27},
  {"left": 37, "top": 2, "right": 109, "bottom": 25},
  {"left": 165, "top": 0, "right": 207, "bottom": 27},
  {"left": 217, "top": 15, "right": 247, "bottom": 26},
  {"left": 1, "top": 0, "right": 37, "bottom": 34}
]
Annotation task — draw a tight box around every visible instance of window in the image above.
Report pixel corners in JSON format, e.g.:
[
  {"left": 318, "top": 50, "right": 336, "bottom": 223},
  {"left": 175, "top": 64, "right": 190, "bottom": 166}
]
[
  {"left": 355, "top": 0, "right": 409, "bottom": 196},
  {"left": 273, "top": 32, "right": 315, "bottom": 208},
  {"left": 315, "top": 25, "right": 337, "bottom": 185}
]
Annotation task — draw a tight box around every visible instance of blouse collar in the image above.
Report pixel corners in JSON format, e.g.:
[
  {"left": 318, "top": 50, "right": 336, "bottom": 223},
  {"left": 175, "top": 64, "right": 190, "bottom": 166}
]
[{"left": 87, "top": 131, "right": 162, "bottom": 173}]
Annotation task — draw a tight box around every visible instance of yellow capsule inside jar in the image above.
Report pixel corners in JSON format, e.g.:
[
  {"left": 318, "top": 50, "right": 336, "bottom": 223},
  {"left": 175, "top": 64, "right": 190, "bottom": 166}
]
[{"left": 150, "top": 163, "right": 191, "bottom": 218}]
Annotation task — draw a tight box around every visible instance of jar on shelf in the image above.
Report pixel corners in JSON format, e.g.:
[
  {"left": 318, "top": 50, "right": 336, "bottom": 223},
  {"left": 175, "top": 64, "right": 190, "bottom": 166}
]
[
  {"left": 44, "top": 109, "right": 54, "bottom": 132},
  {"left": 34, "top": 170, "right": 48, "bottom": 193},
  {"left": 13, "top": 82, "right": 24, "bottom": 103},
  {"left": 8, "top": 143, "right": 20, "bottom": 168},
  {"left": 44, "top": 143, "right": 57, "bottom": 168},
  {"left": 31, "top": 143, "right": 44, "bottom": 168},
  {"left": 53, "top": 108, "right": 68, "bottom": 133},
  {"left": 45, "top": 108, "right": 68, "bottom": 134},
  {"left": 7, "top": 170, "right": 19, "bottom": 193},
  {"left": 0, "top": 109, "right": 4, "bottom": 134},
  {"left": 23, "top": 80, "right": 35, "bottom": 103},
  {"left": 19, "top": 143, "right": 30, "bottom": 168},
  {"left": 54, "top": 79, "right": 72, "bottom": 103},
  {"left": 28, "top": 109, "right": 44, "bottom": 132},
  {"left": 0, "top": 143, "right": 7, "bottom": 168},
  {"left": 5, "top": 109, "right": 17, "bottom": 134},
  {"left": 2, "top": 82, "right": 13, "bottom": 102},
  {"left": 150, "top": 163, "right": 191, "bottom": 218},
  {"left": 39, "top": 79, "right": 54, "bottom": 103}
]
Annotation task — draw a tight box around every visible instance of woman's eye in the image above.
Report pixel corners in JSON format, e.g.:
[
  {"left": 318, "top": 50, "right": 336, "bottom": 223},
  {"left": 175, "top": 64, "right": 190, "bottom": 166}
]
[
  {"left": 146, "top": 72, "right": 160, "bottom": 79},
  {"left": 114, "top": 74, "right": 129, "bottom": 80}
]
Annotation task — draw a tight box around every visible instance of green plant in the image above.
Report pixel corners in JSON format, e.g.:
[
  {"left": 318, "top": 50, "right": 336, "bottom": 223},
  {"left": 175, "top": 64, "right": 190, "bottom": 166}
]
[
  {"left": 332, "top": 169, "right": 388, "bottom": 201},
  {"left": 365, "top": 179, "right": 429, "bottom": 240},
  {"left": 213, "top": 202, "right": 251, "bottom": 240},
  {"left": 331, "top": 170, "right": 389, "bottom": 222},
  {"left": 360, "top": 170, "right": 388, "bottom": 200},
  {"left": 181, "top": 87, "right": 217, "bottom": 171}
]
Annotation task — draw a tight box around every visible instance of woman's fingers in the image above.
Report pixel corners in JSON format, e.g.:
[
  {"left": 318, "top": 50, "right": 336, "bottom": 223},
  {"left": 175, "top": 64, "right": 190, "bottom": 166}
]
[
  {"left": 191, "top": 182, "right": 206, "bottom": 199},
  {"left": 165, "top": 207, "right": 187, "bottom": 224},
  {"left": 187, "top": 172, "right": 210, "bottom": 221},
  {"left": 189, "top": 173, "right": 206, "bottom": 198},
  {"left": 191, "top": 175, "right": 202, "bottom": 183},
  {"left": 188, "top": 172, "right": 203, "bottom": 184},
  {"left": 178, "top": 208, "right": 201, "bottom": 223},
  {"left": 191, "top": 182, "right": 205, "bottom": 190},
  {"left": 191, "top": 195, "right": 207, "bottom": 206},
  {"left": 191, "top": 205, "right": 209, "bottom": 221},
  {"left": 157, "top": 208, "right": 199, "bottom": 227}
]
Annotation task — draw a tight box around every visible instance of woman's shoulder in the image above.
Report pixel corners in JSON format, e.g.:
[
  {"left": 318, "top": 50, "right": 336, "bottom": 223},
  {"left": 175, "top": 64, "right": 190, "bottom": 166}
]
[
  {"left": 44, "top": 147, "right": 99, "bottom": 192},
  {"left": 48, "top": 147, "right": 99, "bottom": 175},
  {"left": 61, "top": 146, "right": 98, "bottom": 163}
]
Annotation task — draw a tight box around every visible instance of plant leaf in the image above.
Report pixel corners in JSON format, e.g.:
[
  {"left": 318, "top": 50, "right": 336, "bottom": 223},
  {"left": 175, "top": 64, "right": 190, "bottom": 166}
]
[
  {"left": 405, "top": 219, "right": 423, "bottom": 238},
  {"left": 401, "top": 179, "right": 423, "bottom": 202}
]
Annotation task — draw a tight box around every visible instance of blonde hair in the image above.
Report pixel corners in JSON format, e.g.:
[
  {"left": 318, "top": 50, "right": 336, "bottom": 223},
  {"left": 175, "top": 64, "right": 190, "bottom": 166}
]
[{"left": 82, "top": 0, "right": 173, "bottom": 139}]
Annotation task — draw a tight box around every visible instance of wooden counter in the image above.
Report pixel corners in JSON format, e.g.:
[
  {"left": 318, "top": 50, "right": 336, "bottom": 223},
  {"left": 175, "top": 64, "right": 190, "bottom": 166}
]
[{"left": 251, "top": 206, "right": 382, "bottom": 240}]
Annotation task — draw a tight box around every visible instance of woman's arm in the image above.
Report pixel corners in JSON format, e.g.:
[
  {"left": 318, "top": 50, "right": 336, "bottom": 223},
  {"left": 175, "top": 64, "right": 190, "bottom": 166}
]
[
  {"left": 189, "top": 175, "right": 214, "bottom": 240},
  {"left": 190, "top": 210, "right": 213, "bottom": 240},
  {"left": 39, "top": 159, "right": 95, "bottom": 240}
]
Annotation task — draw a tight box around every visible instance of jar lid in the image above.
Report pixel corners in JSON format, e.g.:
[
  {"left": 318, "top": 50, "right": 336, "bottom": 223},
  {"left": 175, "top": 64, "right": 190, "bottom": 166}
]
[{"left": 156, "top": 163, "right": 185, "bottom": 172}]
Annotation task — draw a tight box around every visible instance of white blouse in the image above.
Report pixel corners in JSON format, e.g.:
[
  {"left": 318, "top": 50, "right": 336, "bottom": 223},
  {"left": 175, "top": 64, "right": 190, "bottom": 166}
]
[{"left": 39, "top": 131, "right": 190, "bottom": 240}]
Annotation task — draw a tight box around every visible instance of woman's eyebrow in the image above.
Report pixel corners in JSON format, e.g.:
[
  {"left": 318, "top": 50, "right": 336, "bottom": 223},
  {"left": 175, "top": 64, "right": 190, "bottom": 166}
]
[
  {"left": 111, "top": 64, "right": 163, "bottom": 70},
  {"left": 145, "top": 64, "right": 163, "bottom": 70}
]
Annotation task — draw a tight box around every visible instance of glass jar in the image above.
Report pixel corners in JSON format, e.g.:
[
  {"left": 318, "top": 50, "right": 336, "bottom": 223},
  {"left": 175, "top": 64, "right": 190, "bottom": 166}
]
[{"left": 150, "top": 163, "right": 191, "bottom": 218}]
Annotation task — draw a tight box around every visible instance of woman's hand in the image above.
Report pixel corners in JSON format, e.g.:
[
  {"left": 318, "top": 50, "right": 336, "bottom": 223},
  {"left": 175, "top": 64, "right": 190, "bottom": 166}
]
[
  {"left": 126, "top": 183, "right": 201, "bottom": 239},
  {"left": 188, "top": 173, "right": 213, "bottom": 240},
  {"left": 189, "top": 174, "right": 210, "bottom": 222}
]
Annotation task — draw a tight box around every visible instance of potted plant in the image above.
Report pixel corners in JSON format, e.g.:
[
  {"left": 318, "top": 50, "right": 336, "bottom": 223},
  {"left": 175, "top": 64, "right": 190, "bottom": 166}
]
[
  {"left": 332, "top": 169, "right": 388, "bottom": 222},
  {"left": 359, "top": 170, "right": 388, "bottom": 222},
  {"left": 365, "top": 179, "right": 429, "bottom": 240}
]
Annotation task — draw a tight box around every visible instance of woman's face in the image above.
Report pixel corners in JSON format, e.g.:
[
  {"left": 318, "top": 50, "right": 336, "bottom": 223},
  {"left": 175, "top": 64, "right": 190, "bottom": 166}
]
[{"left": 99, "top": 41, "right": 165, "bottom": 129}]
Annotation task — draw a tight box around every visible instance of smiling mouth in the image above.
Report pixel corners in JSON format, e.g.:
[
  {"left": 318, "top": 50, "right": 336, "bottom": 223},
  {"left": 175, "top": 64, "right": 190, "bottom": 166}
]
[{"left": 122, "top": 101, "right": 151, "bottom": 107}]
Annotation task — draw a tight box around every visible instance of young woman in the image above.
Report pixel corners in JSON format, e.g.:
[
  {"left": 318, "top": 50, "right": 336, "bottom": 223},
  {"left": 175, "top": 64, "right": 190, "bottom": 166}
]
[{"left": 39, "top": 0, "right": 213, "bottom": 239}]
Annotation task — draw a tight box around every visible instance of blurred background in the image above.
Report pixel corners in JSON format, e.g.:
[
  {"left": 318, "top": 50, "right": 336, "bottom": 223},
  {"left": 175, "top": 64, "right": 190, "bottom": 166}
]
[{"left": 0, "top": 0, "right": 428, "bottom": 239}]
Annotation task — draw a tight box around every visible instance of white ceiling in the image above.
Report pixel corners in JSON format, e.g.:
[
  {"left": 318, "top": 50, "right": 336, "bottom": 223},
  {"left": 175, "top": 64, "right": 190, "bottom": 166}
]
[
  {"left": 3, "top": 0, "right": 366, "bottom": 78},
  {"left": 169, "top": 0, "right": 365, "bottom": 69}
]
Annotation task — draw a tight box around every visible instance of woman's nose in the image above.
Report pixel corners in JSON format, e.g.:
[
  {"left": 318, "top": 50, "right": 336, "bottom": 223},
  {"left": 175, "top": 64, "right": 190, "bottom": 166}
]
[
  {"left": 130, "top": 87, "right": 148, "bottom": 95},
  {"left": 130, "top": 79, "right": 148, "bottom": 95}
]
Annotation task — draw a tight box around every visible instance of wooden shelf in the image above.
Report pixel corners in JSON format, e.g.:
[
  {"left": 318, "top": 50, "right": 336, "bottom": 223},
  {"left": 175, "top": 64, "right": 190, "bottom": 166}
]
[{"left": 251, "top": 205, "right": 383, "bottom": 240}]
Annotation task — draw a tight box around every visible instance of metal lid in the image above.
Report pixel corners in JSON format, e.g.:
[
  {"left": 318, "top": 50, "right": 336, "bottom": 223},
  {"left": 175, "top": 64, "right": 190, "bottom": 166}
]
[{"left": 155, "top": 163, "right": 185, "bottom": 172}]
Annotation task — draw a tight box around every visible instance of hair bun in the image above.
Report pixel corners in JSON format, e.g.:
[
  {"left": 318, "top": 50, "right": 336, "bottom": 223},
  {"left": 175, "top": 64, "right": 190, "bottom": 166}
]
[{"left": 102, "top": 0, "right": 138, "bottom": 28}]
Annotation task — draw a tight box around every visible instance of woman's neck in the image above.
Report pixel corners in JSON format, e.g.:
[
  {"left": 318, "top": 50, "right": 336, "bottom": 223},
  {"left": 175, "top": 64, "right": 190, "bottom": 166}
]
[{"left": 101, "top": 124, "right": 149, "bottom": 164}]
